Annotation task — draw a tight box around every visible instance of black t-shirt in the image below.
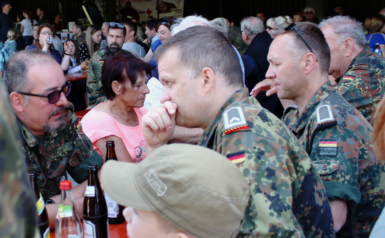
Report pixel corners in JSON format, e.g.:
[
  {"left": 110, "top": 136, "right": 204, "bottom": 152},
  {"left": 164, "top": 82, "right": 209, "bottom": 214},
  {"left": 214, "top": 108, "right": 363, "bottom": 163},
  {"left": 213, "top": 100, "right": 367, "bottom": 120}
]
[{"left": 0, "top": 12, "right": 13, "bottom": 43}]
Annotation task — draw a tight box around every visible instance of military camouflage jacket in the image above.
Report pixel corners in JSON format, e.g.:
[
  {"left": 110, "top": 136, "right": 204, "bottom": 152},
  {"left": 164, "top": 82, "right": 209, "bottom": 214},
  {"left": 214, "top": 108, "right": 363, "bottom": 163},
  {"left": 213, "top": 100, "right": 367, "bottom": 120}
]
[
  {"left": 230, "top": 26, "right": 248, "bottom": 56},
  {"left": 334, "top": 45, "right": 385, "bottom": 123},
  {"left": 282, "top": 81, "right": 385, "bottom": 237},
  {"left": 73, "top": 32, "right": 85, "bottom": 46},
  {"left": 20, "top": 103, "right": 104, "bottom": 199},
  {"left": 198, "top": 88, "right": 334, "bottom": 238},
  {"left": 0, "top": 89, "right": 39, "bottom": 238},
  {"left": 87, "top": 48, "right": 132, "bottom": 108}
]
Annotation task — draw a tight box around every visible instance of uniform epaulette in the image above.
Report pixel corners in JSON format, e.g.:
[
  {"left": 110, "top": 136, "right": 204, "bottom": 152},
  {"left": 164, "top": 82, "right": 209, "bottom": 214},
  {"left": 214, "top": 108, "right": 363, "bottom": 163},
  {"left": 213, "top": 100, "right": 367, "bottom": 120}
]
[
  {"left": 222, "top": 106, "right": 250, "bottom": 135},
  {"left": 316, "top": 104, "right": 337, "bottom": 129},
  {"left": 353, "top": 57, "right": 369, "bottom": 69}
]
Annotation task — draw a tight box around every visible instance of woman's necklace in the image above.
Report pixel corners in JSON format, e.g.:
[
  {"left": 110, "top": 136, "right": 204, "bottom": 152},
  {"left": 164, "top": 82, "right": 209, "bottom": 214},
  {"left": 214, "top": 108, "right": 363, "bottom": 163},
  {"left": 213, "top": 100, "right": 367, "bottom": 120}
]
[{"left": 110, "top": 103, "right": 139, "bottom": 126}]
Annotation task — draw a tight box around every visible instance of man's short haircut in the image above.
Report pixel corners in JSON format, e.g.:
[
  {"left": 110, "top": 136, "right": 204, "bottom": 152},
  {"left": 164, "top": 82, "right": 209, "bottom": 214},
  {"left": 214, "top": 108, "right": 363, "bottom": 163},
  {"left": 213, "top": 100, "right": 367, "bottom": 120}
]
[
  {"left": 102, "top": 53, "right": 151, "bottom": 100},
  {"left": 146, "top": 18, "right": 160, "bottom": 30},
  {"left": 304, "top": 7, "right": 315, "bottom": 13},
  {"left": 319, "top": 15, "right": 368, "bottom": 48},
  {"left": 241, "top": 16, "right": 265, "bottom": 39},
  {"left": 122, "top": 20, "right": 137, "bottom": 37},
  {"left": 102, "top": 22, "right": 109, "bottom": 29},
  {"left": 74, "top": 23, "right": 84, "bottom": 32},
  {"left": 210, "top": 18, "right": 230, "bottom": 40},
  {"left": 37, "top": 7, "right": 45, "bottom": 12},
  {"left": 108, "top": 23, "right": 127, "bottom": 37},
  {"left": 4, "top": 50, "right": 54, "bottom": 99},
  {"left": 277, "top": 22, "right": 330, "bottom": 75},
  {"left": 155, "top": 26, "right": 243, "bottom": 87},
  {"left": 171, "top": 15, "right": 211, "bottom": 36}
]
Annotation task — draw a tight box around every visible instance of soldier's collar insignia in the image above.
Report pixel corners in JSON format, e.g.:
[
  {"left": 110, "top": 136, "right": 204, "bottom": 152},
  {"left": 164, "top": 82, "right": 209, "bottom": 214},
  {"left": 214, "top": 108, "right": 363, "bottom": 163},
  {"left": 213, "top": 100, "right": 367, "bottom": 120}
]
[
  {"left": 283, "top": 104, "right": 298, "bottom": 115},
  {"left": 226, "top": 151, "right": 245, "bottom": 164},
  {"left": 342, "top": 75, "right": 354, "bottom": 81},
  {"left": 223, "top": 107, "right": 249, "bottom": 135},
  {"left": 316, "top": 105, "right": 336, "bottom": 126}
]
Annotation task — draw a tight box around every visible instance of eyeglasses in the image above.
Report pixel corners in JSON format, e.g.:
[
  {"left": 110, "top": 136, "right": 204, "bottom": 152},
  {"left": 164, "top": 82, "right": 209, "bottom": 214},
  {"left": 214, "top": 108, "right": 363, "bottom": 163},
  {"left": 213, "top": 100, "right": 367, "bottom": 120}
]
[
  {"left": 40, "top": 31, "right": 53, "bottom": 35},
  {"left": 304, "top": 12, "right": 314, "bottom": 14},
  {"left": 17, "top": 81, "right": 72, "bottom": 104},
  {"left": 285, "top": 23, "right": 318, "bottom": 62},
  {"left": 109, "top": 22, "right": 125, "bottom": 29}
]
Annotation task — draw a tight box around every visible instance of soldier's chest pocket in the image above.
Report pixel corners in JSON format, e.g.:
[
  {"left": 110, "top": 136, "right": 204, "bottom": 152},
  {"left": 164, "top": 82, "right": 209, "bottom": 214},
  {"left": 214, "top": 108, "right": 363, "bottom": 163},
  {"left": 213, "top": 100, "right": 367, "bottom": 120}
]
[
  {"left": 313, "top": 160, "right": 340, "bottom": 182},
  {"left": 45, "top": 142, "right": 73, "bottom": 179}
]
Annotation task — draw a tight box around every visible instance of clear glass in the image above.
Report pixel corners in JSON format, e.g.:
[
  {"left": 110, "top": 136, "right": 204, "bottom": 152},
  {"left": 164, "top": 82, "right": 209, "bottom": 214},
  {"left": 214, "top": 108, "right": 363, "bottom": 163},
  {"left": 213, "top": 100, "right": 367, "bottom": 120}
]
[{"left": 55, "top": 184, "right": 83, "bottom": 238}]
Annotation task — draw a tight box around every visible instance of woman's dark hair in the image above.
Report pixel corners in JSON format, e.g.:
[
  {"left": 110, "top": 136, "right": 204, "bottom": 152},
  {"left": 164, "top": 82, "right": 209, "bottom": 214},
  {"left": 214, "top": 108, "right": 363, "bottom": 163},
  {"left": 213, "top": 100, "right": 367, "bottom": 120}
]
[
  {"left": 364, "top": 14, "right": 385, "bottom": 34},
  {"left": 23, "top": 9, "right": 33, "bottom": 25},
  {"left": 102, "top": 53, "right": 151, "bottom": 100},
  {"left": 65, "top": 39, "right": 80, "bottom": 66},
  {"left": 155, "top": 17, "right": 175, "bottom": 32},
  {"left": 35, "top": 23, "right": 54, "bottom": 50}
]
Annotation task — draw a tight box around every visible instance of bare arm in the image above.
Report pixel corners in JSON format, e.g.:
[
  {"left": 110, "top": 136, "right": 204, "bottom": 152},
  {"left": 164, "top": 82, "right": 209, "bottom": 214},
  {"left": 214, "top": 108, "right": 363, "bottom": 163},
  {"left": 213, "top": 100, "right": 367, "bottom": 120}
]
[
  {"left": 143, "top": 49, "right": 154, "bottom": 63},
  {"left": 168, "top": 126, "right": 204, "bottom": 144},
  {"left": 329, "top": 199, "right": 348, "bottom": 232},
  {"left": 381, "top": 44, "right": 385, "bottom": 57},
  {"left": 96, "top": 136, "right": 134, "bottom": 163},
  {"left": 20, "top": 25, "right": 24, "bottom": 34}
]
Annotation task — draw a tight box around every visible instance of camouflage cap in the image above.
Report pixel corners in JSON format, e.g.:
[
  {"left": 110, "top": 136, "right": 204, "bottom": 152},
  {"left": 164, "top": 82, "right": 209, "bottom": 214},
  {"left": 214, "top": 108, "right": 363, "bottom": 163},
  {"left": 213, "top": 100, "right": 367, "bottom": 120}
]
[{"left": 101, "top": 143, "right": 250, "bottom": 238}]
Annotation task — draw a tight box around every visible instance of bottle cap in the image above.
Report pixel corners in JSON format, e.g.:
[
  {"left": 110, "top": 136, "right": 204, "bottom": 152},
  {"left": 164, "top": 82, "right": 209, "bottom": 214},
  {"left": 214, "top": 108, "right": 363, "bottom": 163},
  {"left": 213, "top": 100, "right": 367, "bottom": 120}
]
[{"left": 59, "top": 180, "right": 72, "bottom": 190}]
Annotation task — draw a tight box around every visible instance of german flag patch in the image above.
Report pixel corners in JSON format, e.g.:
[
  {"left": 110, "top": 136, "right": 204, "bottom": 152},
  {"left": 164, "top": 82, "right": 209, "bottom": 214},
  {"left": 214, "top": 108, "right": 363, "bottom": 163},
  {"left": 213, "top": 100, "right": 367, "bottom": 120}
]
[
  {"left": 342, "top": 75, "right": 354, "bottom": 80},
  {"left": 227, "top": 151, "right": 246, "bottom": 164},
  {"left": 319, "top": 139, "right": 337, "bottom": 156},
  {"left": 75, "top": 118, "right": 81, "bottom": 130}
]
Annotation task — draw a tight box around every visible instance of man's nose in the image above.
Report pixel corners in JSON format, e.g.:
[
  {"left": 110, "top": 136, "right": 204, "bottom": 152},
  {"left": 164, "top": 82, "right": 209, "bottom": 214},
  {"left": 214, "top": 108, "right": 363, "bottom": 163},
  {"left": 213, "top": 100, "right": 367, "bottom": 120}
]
[{"left": 160, "top": 87, "right": 171, "bottom": 104}]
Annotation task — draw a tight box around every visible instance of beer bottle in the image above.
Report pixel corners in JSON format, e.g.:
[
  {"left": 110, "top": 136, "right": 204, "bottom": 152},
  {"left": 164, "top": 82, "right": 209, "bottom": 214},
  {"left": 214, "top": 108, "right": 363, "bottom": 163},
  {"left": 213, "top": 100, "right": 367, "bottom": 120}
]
[
  {"left": 55, "top": 180, "right": 83, "bottom": 238},
  {"left": 83, "top": 165, "right": 109, "bottom": 238},
  {"left": 28, "top": 172, "right": 50, "bottom": 238},
  {"left": 104, "top": 141, "right": 125, "bottom": 224}
]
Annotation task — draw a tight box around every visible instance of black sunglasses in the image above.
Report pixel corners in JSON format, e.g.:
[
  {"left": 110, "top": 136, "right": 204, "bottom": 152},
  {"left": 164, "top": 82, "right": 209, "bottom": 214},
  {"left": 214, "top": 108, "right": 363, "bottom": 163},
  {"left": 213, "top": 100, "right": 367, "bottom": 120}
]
[
  {"left": 109, "top": 22, "right": 125, "bottom": 28},
  {"left": 285, "top": 23, "right": 318, "bottom": 61},
  {"left": 18, "top": 81, "right": 72, "bottom": 104}
]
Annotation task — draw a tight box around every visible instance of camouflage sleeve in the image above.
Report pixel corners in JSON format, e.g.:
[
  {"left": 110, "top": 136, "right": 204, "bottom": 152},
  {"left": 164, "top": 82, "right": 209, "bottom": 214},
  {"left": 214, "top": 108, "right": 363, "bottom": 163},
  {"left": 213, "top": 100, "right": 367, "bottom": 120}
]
[
  {"left": 217, "top": 130, "right": 305, "bottom": 237},
  {"left": 0, "top": 89, "right": 38, "bottom": 238},
  {"left": 306, "top": 121, "right": 374, "bottom": 208},
  {"left": 86, "top": 53, "right": 107, "bottom": 108},
  {"left": 64, "top": 106, "right": 104, "bottom": 183}
]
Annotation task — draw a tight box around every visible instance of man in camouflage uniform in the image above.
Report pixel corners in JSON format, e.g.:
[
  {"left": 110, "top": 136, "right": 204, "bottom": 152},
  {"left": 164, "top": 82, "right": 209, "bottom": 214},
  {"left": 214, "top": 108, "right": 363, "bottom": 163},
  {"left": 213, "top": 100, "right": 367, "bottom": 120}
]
[
  {"left": 319, "top": 16, "right": 385, "bottom": 123},
  {"left": 87, "top": 22, "right": 130, "bottom": 108},
  {"left": 264, "top": 22, "right": 384, "bottom": 237},
  {"left": 0, "top": 83, "right": 39, "bottom": 238},
  {"left": 4, "top": 49, "right": 104, "bottom": 228},
  {"left": 71, "top": 23, "right": 85, "bottom": 47},
  {"left": 227, "top": 17, "right": 248, "bottom": 56},
  {"left": 141, "top": 26, "right": 334, "bottom": 237}
]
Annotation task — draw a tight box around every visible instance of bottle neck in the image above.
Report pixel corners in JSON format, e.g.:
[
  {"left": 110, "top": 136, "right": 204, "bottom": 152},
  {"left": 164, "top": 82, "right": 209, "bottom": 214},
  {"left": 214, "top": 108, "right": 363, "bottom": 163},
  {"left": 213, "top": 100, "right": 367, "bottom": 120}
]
[
  {"left": 106, "top": 145, "right": 117, "bottom": 161},
  {"left": 60, "top": 189, "right": 74, "bottom": 205}
]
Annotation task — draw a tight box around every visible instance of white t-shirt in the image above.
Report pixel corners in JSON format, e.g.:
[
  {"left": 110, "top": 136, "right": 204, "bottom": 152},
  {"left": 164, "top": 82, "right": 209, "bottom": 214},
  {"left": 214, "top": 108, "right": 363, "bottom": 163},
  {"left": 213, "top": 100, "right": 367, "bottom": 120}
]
[{"left": 21, "top": 19, "right": 37, "bottom": 36}]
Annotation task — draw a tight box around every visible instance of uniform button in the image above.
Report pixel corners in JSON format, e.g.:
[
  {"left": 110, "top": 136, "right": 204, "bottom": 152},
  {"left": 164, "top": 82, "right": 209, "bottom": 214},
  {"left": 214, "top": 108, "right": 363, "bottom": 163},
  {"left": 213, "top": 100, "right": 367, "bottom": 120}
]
[{"left": 48, "top": 171, "right": 52, "bottom": 175}]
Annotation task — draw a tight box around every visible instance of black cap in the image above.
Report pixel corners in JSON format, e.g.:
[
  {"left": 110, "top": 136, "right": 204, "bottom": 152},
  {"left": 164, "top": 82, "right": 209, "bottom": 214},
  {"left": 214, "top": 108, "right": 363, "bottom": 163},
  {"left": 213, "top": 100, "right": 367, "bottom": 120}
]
[{"left": 1, "top": 1, "right": 10, "bottom": 8}]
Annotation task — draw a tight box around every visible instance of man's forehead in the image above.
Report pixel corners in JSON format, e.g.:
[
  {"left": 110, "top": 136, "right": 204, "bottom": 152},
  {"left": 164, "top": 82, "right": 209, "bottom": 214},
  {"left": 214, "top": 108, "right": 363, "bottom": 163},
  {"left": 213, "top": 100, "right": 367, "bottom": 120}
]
[{"left": 109, "top": 29, "right": 123, "bottom": 36}]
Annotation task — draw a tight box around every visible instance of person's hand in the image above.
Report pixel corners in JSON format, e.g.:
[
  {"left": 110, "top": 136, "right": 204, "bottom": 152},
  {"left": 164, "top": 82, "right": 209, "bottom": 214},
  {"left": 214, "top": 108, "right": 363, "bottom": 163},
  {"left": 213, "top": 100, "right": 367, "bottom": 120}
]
[
  {"left": 41, "top": 34, "right": 50, "bottom": 51},
  {"left": 250, "top": 79, "right": 277, "bottom": 97},
  {"left": 80, "top": 59, "right": 89, "bottom": 69},
  {"left": 143, "top": 38, "right": 150, "bottom": 44},
  {"left": 142, "top": 101, "right": 177, "bottom": 154}
]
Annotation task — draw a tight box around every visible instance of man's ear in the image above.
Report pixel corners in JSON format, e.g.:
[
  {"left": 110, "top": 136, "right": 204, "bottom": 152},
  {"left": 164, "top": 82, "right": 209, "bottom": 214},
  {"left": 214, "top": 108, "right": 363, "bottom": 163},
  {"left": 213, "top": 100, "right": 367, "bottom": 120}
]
[
  {"left": 199, "top": 67, "right": 216, "bottom": 94},
  {"left": 9, "top": 92, "right": 26, "bottom": 113},
  {"left": 175, "top": 231, "right": 191, "bottom": 238},
  {"left": 302, "top": 52, "right": 317, "bottom": 75},
  {"left": 343, "top": 38, "right": 354, "bottom": 57}
]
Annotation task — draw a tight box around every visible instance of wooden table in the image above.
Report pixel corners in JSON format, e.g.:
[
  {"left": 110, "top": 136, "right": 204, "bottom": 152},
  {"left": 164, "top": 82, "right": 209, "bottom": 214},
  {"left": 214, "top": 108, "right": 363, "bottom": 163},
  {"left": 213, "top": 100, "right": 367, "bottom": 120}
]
[
  {"left": 50, "top": 222, "right": 128, "bottom": 237},
  {"left": 65, "top": 71, "right": 88, "bottom": 82}
]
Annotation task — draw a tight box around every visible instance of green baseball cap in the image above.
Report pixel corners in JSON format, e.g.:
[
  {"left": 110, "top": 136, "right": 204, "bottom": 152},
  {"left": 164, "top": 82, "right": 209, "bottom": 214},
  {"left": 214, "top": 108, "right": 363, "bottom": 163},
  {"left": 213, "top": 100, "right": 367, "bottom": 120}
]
[{"left": 101, "top": 143, "right": 250, "bottom": 238}]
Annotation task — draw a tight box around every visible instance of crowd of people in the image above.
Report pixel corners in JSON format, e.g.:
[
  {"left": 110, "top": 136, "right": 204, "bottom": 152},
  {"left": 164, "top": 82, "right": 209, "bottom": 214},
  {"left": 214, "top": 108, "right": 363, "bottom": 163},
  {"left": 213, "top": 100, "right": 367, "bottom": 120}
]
[{"left": 2, "top": 0, "right": 385, "bottom": 237}]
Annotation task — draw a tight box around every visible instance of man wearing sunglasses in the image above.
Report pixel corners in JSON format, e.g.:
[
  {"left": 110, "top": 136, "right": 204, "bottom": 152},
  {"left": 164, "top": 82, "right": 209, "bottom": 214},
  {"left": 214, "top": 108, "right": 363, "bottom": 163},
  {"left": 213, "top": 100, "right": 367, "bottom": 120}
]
[
  {"left": 303, "top": 7, "right": 319, "bottom": 24},
  {"left": 87, "top": 22, "right": 130, "bottom": 108},
  {"left": 4, "top": 49, "right": 104, "bottom": 229},
  {"left": 263, "top": 22, "right": 385, "bottom": 237}
]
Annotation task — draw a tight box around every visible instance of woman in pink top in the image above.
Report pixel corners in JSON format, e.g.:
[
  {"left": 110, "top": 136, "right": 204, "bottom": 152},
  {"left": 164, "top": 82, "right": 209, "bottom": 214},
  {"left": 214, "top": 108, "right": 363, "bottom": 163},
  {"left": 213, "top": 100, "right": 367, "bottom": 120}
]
[{"left": 82, "top": 54, "right": 151, "bottom": 163}]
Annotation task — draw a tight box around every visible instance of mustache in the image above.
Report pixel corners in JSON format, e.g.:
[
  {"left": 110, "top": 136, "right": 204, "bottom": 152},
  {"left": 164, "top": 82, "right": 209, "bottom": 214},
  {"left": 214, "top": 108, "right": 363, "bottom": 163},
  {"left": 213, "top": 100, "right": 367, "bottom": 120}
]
[{"left": 48, "top": 106, "right": 65, "bottom": 118}]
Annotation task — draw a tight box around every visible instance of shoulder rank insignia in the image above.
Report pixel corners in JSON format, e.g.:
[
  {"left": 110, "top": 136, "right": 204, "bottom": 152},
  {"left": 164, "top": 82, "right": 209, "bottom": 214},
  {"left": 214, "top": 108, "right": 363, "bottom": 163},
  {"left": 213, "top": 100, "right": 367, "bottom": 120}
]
[
  {"left": 226, "top": 151, "right": 246, "bottom": 164},
  {"left": 316, "top": 105, "right": 336, "bottom": 127},
  {"left": 222, "top": 107, "right": 249, "bottom": 135}
]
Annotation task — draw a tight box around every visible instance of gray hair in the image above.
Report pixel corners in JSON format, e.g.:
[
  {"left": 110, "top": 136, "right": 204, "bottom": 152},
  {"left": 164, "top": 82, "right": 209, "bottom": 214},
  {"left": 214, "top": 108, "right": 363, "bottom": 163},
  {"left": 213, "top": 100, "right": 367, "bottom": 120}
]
[
  {"left": 319, "top": 15, "right": 368, "bottom": 48},
  {"left": 5, "top": 49, "right": 54, "bottom": 104},
  {"left": 210, "top": 17, "right": 230, "bottom": 40},
  {"left": 171, "top": 15, "right": 211, "bottom": 36},
  {"left": 304, "top": 7, "right": 315, "bottom": 13},
  {"left": 102, "top": 22, "right": 109, "bottom": 29},
  {"left": 155, "top": 26, "right": 243, "bottom": 87},
  {"left": 240, "top": 16, "right": 265, "bottom": 40}
]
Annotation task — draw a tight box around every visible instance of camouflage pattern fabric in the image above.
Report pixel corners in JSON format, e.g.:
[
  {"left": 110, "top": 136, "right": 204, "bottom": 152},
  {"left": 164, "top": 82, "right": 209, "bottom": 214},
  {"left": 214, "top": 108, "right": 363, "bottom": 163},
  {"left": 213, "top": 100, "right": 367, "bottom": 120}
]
[
  {"left": 87, "top": 48, "right": 132, "bottom": 108},
  {"left": 198, "top": 88, "right": 334, "bottom": 238},
  {"left": 334, "top": 45, "right": 385, "bottom": 123},
  {"left": 0, "top": 88, "right": 39, "bottom": 238},
  {"left": 230, "top": 26, "right": 248, "bottom": 56},
  {"left": 282, "top": 81, "right": 385, "bottom": 237},
  {"left": 20, "top": 103, "right": 104, "bottom": 199},
  {"left": 73, "top": 32, "right": 85, "bottom": 47}
]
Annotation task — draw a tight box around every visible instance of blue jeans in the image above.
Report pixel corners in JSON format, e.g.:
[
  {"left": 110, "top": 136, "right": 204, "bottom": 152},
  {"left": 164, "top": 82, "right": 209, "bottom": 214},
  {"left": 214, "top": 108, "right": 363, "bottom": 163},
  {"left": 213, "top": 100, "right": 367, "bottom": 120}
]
[{"left": 23, "top": 36, "right": 34, "bottom": 46}]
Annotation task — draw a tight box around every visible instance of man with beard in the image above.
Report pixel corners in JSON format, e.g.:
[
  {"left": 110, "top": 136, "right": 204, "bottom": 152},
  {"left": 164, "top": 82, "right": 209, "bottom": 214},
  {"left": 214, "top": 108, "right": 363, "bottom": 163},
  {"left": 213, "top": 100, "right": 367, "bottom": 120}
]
[
  {"left": 4, "top": 49, "right": 104, "bottom": 228},
  {"left": 87, "top": 22, "right": 131, "bottom": 108}
]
